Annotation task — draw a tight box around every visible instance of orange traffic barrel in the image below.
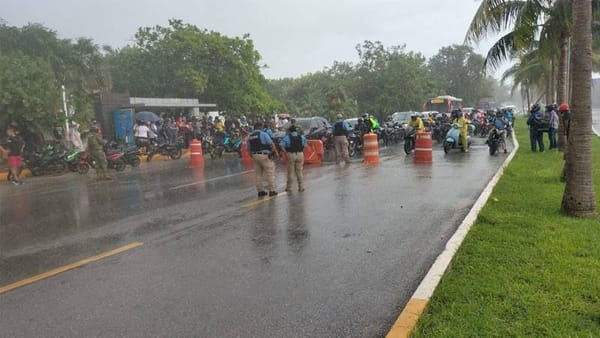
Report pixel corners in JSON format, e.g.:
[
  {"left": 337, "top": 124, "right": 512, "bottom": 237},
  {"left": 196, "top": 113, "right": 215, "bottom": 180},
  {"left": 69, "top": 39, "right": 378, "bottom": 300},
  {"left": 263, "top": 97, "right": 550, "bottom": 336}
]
[
  {"left": 414, "top": 131, "right": 433, "bottom": 164},
  {"left": 189, "top": 139, "right": 204, "bottom": 166},
  {"left": 363, "top": 133, "right": 379, "bottom": 165},
  {"left": 304, "top": 139, "right": 323, "bottom": 165},
  {"left": 240, "top": 137, "right": 252, "bottom": 161}
]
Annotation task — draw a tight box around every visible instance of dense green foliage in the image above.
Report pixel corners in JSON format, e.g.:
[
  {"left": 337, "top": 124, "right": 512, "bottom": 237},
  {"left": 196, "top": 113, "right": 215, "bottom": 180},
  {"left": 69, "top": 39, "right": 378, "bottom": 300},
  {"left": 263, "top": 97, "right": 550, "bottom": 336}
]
[
  {"left": 0, "top": 19, "right": 505, "bottom": 130},
  {"left": 108, "top": 19, "right": 280, "bottom": 117},
  {"left": 268, "top": 42, "right": 496, "bottom": 120},
  {"left": 0, "top": 23, "right": 104, "bottom": 129}
]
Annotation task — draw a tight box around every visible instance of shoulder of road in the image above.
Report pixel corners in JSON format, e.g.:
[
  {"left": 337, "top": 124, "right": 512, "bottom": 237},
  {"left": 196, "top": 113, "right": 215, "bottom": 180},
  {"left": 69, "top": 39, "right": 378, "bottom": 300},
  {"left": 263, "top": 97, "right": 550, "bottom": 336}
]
[{"left": 392, "top": 120, "right": 600, "bottom": 337}]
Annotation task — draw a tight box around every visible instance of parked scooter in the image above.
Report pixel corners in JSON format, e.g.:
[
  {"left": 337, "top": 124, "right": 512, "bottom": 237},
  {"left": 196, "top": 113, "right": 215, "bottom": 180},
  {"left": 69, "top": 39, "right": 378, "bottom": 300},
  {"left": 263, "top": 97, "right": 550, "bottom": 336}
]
[
  {"left": 29, "top": 144, "right": 67, "bottom": 176},
  {"left": 146, "top": 139, "right": 183, "bottom": 162},
  {"left": 212, "top": 132, "right": 242, "bottom": 158},
  {"left": 77, "top": 149, "right": 127, "bottom": 174},
  {"left": 443, "top": 123, "right": 472, "bottom": 154},
  {"left": 64, "top": 148, "right": 84, "bottom": 172}
]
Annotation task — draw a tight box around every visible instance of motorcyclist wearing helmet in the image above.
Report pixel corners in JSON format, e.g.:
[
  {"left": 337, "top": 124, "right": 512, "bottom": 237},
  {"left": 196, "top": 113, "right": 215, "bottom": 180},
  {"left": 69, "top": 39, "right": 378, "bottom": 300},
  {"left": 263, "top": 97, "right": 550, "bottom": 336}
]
[
  {"left": 491, "top": 110, "right": 509, "bottom": 153},
  {"left": 451, "top": 109, "right": 469, "bottom": 152},
  {"left": 526, "top": 103, "right": 544, "bottom": 152},
  {"left": 362, "top": 113, "right": 373, "bottom": 133},
  {"left": 407, "top": 112, "right": 424, "bottom": 132},
  {"left": 558, "top": 103, "right": 571, "bottom": 141}
]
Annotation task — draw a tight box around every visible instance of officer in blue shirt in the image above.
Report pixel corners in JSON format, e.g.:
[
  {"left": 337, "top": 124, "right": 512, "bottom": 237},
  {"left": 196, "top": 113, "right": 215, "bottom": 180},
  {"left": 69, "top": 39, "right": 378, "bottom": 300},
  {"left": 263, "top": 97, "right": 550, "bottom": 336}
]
[
  {"left": 247, "top": 121, "right": 280, "bottom": 197},
  {"left": 332, "top": 113, "right": 352, "bottom": 164},
  {"left": 279, "top": 125, "right": 307, "bottom": 192}
]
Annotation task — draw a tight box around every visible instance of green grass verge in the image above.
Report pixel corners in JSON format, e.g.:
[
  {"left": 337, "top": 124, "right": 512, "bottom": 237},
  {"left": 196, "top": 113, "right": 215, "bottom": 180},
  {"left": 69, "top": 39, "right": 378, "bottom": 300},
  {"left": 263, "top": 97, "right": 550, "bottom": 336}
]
[{"left": 413, "top": 119, "right": 600, "bottom": 337}]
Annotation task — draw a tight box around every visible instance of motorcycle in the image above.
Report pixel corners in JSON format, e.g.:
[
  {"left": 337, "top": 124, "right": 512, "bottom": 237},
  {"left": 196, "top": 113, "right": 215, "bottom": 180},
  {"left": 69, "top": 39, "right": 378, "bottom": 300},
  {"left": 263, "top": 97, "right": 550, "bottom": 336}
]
[
  {"left": 487, "top": 128, "right": 506, "bottom": 155},
  {"left": 211, "top": 132, "right": 243, "bottom": 158},
  {"left": 404, "top": 128, "right": 417, "bottom": 155},
  {"left": 432, "top": 122, "right": 451, "bottom": 143},
  {"left": 77, "top": 149, "right": 127, "bottom": 174},
  {"left": 443, "top": 123, "right": 472, "bottom": 154},
  {"left": 348, "top": 129, "right": 361, "bottom": 158},
  {"left": 29, "top": 144, "right": 67, "bottom": 176},
  {"left": 146, "top": 139, "right": 183, "bottom": 162},
  {"left": 107, "top": 141, "right": 141, "bottom": 167},
  {"left": 64, "top": 148, "right": 84, "bottom": 172}
]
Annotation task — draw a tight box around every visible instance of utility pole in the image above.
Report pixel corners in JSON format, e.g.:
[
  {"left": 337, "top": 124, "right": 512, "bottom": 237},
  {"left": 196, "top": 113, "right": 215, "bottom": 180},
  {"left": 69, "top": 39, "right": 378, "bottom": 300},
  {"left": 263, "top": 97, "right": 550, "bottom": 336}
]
[{"left": 62, "top": 85, "right": 70, "bottom": 138}]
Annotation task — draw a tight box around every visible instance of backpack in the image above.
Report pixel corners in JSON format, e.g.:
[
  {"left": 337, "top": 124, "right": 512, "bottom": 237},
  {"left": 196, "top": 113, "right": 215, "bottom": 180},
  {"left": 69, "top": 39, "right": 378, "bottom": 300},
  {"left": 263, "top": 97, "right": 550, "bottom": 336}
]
[{"left": 534, "top": 112, "right": 550, "bottom": 132}]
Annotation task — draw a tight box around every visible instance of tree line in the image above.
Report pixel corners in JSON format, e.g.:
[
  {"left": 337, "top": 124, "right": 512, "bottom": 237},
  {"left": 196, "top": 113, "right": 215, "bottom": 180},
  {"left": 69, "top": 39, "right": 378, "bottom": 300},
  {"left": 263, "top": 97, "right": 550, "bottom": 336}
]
[
  {"left": 268, "top": 42, "right": 498, "bottom": 121},
  {"left": 1, "top": 18, "right": 504, "bottom": 132}
]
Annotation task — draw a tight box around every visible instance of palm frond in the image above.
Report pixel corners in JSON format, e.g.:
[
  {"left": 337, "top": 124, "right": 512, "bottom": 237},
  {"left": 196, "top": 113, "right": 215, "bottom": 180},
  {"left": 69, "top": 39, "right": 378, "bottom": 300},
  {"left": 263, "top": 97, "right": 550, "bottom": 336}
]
[
  {"left": 465, "top": 0, "right": 526, "bottom": 43},
  {"left": 483, "top": 31, "right": 517, "bottom": 70}
]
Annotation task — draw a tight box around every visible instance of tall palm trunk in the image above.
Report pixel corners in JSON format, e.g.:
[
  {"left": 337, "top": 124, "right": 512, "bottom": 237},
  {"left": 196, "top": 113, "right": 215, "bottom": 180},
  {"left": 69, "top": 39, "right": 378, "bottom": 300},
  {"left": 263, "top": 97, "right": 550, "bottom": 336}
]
[
  {"left": 557, "top": 36, "right": 570, "bottom": 151},
  {"left": 561, "top": 0, "right": 597, "bottom": 217}
]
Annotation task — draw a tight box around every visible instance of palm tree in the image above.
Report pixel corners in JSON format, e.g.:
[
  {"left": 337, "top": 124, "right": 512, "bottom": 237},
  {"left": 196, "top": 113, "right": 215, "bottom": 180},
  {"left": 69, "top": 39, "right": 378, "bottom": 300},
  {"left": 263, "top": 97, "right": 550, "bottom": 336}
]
[
  {"left": 561, "top": 0, "right": 597, "bottom": 217},
  {"left": 466, "top": 0, "right": 571, "bottom": 110}
]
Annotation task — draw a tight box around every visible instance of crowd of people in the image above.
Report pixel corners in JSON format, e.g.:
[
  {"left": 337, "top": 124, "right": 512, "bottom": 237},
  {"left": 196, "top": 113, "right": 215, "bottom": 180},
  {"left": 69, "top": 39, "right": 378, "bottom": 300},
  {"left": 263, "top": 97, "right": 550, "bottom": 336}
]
[{"left": 526, "top": 103, "right": 570, "bottom": 152}]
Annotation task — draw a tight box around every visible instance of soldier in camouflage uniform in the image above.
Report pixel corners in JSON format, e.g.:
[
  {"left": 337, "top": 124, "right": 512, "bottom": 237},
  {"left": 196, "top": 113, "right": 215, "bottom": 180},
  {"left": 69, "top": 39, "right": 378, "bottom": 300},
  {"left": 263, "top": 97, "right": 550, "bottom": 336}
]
[{"left": 87, "top": 126, "right": 112, "bottom": 180}]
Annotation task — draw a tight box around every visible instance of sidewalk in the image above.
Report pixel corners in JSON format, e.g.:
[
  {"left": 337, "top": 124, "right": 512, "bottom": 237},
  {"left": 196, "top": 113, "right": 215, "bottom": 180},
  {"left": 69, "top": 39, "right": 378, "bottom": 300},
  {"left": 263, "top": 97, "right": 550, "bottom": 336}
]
[{"left": 410, "top": 121, "right": 600, "bottom": 336}]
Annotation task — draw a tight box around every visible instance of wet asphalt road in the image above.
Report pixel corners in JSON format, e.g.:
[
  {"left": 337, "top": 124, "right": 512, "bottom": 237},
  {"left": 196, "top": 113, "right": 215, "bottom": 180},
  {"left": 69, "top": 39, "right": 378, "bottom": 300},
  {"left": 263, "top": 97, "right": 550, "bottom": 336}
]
[{"left": 0, "top": 138, "right": 507, "bottom": 337}]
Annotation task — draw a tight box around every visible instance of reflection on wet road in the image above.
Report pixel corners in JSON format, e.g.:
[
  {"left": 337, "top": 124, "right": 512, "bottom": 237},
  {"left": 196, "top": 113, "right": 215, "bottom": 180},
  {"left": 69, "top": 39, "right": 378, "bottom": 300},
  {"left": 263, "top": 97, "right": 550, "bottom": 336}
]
[{"left": 0, "top": 139, "right": 507, "bottom": 336}]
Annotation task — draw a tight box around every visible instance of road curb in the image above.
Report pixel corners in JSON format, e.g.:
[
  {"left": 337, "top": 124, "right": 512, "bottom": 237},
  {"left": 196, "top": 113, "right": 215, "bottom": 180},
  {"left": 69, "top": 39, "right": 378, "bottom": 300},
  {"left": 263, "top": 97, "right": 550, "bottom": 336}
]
[
  {"left": 386, "top": 132, "right": 520, "bottom": 338},
  {"left": 593, "top": 125, "right": 599, "bottom": 137}
]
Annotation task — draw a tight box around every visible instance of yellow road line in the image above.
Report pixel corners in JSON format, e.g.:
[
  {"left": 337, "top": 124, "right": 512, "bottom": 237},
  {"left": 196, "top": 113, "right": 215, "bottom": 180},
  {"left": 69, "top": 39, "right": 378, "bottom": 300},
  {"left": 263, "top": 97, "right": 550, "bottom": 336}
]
[
  {"left": 386, "top": 298, "right": 428, "bottom": 338},
  {"left": 0, "top": 242, "right": 143, "bottom": 295},
  {"left": 242, "top": 191, "right": 288, "bottom": 208}
]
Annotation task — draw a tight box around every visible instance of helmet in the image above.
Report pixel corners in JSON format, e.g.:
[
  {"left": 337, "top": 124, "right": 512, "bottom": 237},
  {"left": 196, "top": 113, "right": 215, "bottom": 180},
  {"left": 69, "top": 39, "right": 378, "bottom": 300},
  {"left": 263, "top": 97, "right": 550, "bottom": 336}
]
[
  {"left": 496, "top": 110, "right": 503, "bottom": 116},
  {"left": 531, "top": 103, "right": 541, "bottom": 112},
  {"left": 545, "top": 104, "right": 555, "bottom": 112},
  {"left": 336, "top": 113, "right": 343, "bottom": 119},
  {"left": 362, "top": 113, "right": 369, "bottom": 119},
  {"left": 559, "top": 103, "right": 570, "bottom": 112},
  {"left": 451, "top": 109, "right": 461, "bottom": 118},
  {"left": 411, "top": 112, "right": 419, "bottom": 118}
]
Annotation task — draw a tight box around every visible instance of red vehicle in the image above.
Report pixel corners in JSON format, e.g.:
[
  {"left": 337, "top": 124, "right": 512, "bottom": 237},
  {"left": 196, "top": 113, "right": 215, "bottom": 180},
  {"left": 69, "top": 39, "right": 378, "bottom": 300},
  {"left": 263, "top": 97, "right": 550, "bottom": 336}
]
[{"left": 422, "top": 95, "right": 463, "bottom": 115}]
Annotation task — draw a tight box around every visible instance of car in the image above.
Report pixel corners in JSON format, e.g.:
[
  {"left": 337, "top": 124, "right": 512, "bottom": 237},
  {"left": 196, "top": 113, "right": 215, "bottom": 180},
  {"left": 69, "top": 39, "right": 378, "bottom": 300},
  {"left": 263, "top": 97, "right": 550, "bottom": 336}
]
[
  {"left": 284, "top": 117, "right": 331, "bottom": 139},
  {"left": 391, "top": 111, "right": 413, "bottom": 127},
  {"left": 344, "top": 118, "right": 359, "bottom": 129}
]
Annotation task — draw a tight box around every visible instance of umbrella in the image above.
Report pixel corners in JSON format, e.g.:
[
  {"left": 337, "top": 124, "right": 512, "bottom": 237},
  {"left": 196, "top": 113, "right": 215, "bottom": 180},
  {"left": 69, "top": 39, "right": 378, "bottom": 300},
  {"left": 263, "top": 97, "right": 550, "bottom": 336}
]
[{"left": 135, "top": 111, "right": 161, "bottom": 122}]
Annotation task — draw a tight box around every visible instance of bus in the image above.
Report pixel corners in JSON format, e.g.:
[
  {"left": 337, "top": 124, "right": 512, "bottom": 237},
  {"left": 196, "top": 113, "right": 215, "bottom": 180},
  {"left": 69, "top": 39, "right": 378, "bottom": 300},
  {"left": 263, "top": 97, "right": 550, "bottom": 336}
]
[{"left": 422, "top": 95, "right": 463, "bottom": 115}]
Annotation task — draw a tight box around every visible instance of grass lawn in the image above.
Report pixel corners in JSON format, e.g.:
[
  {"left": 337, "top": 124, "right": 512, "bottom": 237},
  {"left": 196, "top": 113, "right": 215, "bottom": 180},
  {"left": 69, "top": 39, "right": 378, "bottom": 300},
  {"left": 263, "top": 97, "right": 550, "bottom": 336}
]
[{"left": 413, "top": 119, "right": 600, "bottom": 337}]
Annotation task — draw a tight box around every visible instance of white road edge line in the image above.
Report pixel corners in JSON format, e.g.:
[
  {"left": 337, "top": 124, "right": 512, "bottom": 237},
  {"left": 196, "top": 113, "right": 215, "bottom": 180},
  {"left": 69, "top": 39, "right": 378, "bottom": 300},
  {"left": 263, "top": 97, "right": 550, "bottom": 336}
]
[
  {"left": 592, "top": 125, "right": 599, "bottom": 136},
  {"left": 412, "top": 131, "right": 519, "bottom": 300},
  {"left": 169, "top": 170, "right": 254, "bottom": 190}
]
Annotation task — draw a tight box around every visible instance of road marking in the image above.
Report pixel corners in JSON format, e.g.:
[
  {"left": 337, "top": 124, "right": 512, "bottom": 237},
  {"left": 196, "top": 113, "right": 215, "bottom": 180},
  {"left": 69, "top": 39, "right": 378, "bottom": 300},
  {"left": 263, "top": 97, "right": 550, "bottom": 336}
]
[
  {"left": 169, "top": 170, "right": 254, "bottom": 190},
  {"left": 386, "top": 298, "right": 428, "bottom": 338},
  {"left": 242, "top": 191, "right": 288, "bottom": 208},
  {"left": 0, "top": 242, "right": 143, "bottom": 295}
]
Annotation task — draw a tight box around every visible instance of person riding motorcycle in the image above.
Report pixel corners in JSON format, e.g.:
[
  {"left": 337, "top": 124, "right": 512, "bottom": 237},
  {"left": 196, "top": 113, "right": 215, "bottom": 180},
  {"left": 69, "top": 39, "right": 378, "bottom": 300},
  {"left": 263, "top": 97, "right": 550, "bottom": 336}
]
[
  {"left": 451, "top": 109, "right": 469, "bottom": 152},
  {"left": 407, "top": 112, "right": 425, "bottom": 132},
  {"left": 491, "top": 110, "right": 509, "bottom": 153}
]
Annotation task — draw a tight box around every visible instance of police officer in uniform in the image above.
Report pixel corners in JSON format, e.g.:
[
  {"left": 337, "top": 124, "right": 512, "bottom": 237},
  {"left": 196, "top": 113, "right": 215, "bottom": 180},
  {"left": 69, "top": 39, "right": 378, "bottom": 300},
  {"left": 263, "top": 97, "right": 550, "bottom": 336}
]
[
  {"left": 87, "top": 126, "right": 112, "bottom": 180},
  {"left": 247, "top": 121, "right": 279, "bottom": 197},
  {"left": 279, "top": 125, "right": 307, "bottom": 192},
  {"left": 332, "top": 113, "right": 352, "bottom": 164}
]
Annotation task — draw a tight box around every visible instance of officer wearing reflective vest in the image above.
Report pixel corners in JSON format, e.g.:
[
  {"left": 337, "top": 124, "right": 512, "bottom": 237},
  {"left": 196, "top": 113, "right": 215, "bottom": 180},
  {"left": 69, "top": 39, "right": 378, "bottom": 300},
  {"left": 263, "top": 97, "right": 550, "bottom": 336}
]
[
  {"left": 247, "top": 121, "right": 280, "bottom": 197},
  {"left": 279, "top": 125, "right": 307, "bottom": 192}
]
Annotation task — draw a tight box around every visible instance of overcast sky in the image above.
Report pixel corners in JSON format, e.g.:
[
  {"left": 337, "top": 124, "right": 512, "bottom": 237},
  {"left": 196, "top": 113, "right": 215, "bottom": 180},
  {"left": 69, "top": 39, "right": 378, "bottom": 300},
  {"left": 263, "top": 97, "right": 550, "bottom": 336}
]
[{"left": 1, "top": 0, "right": 501, "bottom": 79}]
